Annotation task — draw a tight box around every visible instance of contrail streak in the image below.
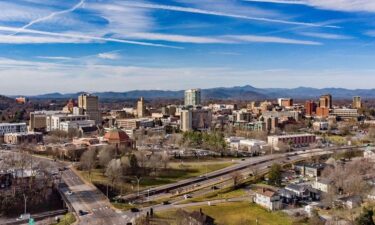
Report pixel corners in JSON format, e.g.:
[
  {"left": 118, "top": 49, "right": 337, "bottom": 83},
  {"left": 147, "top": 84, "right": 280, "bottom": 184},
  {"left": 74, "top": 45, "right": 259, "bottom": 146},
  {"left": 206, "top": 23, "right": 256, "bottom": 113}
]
[{"left": 10, "top": 0, "right": 85, "bottom": 36}]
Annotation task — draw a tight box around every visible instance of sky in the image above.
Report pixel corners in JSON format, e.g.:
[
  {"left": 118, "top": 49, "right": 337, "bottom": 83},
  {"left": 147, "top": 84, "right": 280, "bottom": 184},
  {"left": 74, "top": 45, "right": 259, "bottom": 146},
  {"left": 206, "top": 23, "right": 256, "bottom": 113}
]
[{"left": 1, "top": 0, "right": 375, "bottom": 95}]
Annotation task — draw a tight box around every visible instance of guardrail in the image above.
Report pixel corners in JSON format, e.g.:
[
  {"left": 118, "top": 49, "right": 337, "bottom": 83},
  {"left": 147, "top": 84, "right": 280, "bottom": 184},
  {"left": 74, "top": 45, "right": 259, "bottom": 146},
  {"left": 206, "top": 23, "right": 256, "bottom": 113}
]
[
  {"left": 119, "top": 148, "right": 347, "bottom": 202},
  {"left": 2, "top": 209, "right": 68, "bottom": 225}
]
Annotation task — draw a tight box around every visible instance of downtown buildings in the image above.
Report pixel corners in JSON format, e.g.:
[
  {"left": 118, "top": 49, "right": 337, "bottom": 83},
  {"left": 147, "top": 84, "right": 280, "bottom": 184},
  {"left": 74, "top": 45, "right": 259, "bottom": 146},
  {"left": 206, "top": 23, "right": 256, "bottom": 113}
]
[{"left": 184, "top": 89, "right": 201, "bottom": 106}]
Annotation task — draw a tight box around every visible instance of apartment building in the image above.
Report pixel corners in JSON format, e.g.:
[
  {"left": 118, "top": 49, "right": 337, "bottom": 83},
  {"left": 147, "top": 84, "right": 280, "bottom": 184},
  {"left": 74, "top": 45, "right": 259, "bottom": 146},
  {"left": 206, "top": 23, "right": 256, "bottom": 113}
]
[
  {"left": 0, "top": 123, "right": 27, "bottom": 136},
  {"left": 268, "top": 133, "right": 316, "bottom": 148}
]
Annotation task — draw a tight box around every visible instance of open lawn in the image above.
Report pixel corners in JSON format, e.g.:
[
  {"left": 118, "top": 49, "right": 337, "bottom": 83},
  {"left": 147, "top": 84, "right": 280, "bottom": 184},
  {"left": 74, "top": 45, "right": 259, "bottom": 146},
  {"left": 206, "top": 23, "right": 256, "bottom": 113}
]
[
  {"left": 179, "top": 187, "right": 248, "bottom": 204},
  {"left": 53, "top": 213, "right": 76, "bottom": 225},
  {"left": 158, "top": 202, "right": 294, "bottom": 225}
]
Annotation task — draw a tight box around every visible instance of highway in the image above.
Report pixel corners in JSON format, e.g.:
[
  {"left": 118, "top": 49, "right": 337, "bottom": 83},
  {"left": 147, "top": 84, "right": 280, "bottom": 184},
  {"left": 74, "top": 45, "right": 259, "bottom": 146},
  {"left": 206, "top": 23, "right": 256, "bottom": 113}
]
[
  {"left": 120, "top": 147, "right": 338, "bottom": 202},
  {"left": 0, "top": 151, "right": 133, "bottom": 225},
  {"left": 1, "top": 146, "right": 361, "bottom": 224},
  {"left": 121, "top": 146, "right": 360, "bottom": 221},
  {"left": 59, "top": 168, "right": 132, "bottom": 225}
]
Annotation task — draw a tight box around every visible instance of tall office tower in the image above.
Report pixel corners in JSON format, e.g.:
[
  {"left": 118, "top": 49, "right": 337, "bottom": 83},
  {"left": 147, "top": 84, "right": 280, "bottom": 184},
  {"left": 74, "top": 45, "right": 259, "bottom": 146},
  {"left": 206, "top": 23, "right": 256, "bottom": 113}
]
[
  {"left": 352, "top": 96, "right": 362, "bottom": 109},
  {"left": 78, "top": 93, "right": 101, "bottom": 124},
  {"left": 137, "top": 97, "right": 146, "bottom": 118},
  {"left": 305, "top": 100, "right": 317, "bottom": 116},
  {"left": 319, "top": 94, "right": 332, "bottom": 109},
  {"left": 180, "top": 109, "right": 192, "bottom": 132},
  {"left": 180, "top": 108, "right": 212, "bottom": 132},
  {"left": 184, "top": 89, "right": 201, "bottom": 106}
]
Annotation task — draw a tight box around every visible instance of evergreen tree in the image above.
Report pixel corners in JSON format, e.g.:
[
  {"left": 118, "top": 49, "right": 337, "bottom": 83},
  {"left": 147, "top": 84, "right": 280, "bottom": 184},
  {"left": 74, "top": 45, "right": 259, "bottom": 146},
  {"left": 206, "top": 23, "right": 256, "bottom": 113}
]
[{"left": 355, "top": 208, "right": 375, "bottom": 225}]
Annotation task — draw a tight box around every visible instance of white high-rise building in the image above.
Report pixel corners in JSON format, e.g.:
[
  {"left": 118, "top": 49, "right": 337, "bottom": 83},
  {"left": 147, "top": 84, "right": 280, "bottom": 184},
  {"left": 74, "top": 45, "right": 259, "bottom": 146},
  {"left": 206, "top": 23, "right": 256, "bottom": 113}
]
[
  {"left": 184, "top": 89, "right": 201, "bottom": 106},
  {"left": 0, "top": 123, "right": 27, "bottom": 135}
]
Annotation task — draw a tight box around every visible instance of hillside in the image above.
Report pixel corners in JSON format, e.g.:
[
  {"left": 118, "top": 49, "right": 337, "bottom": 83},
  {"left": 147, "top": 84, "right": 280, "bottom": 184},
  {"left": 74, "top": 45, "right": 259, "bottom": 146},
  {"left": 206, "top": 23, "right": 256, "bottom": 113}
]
[{"left": 26, "top": 85, "right": 375, "bottom": 100}]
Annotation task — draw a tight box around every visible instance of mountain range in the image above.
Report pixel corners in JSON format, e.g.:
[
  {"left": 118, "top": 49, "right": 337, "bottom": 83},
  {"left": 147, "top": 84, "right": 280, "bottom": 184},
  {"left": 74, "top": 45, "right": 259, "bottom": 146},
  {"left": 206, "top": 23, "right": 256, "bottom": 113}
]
[{"left": 19, "top": 85, "right": 375, "bottom": 100}]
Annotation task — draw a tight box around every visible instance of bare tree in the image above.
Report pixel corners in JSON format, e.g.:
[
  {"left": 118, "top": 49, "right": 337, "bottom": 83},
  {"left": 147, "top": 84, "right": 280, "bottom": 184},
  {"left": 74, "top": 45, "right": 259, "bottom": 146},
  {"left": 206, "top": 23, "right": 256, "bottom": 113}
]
[
  {"left": 98, "top": 146, "right": 115, "bottom": 169},
  {"left": 148, "top": 153, "right": 163, "bottom": 176},
  {"left": 135, "top": 151, "right": 149, "bottom": 169},
  {"left": 161, "top": 152, "right": 170, "bottom": 169},
  {"left": 321, "top": 159, "right": 373, "bottom": 207},
  {"left": 231, "top": 171, "right": 243, "bottom": 189},
  {"left": 80, "top": 149, "right": 97, "bottom": 180},
  {"left": 105, "top": 159, "right": 123, "bottom": 188}
]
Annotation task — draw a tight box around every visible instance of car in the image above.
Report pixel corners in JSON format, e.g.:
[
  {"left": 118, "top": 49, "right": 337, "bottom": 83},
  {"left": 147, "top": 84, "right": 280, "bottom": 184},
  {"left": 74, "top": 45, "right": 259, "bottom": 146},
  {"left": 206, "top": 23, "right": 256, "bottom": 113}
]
[
  {"left": 162, "top": 201, "right": 170, "bottom": 205},
  {"left": 78, "top": 210, "right": 88, "bottom": 216},
  {"left": 66, "top": 191, "right": 73, "bottom": 195},
  {"left": 211, "top": 186, "right": 219, "bottom": 190},
  {"left": 241, "top": 158, "right": 246, "bottom": 161},
  {"left": 130, "top": 208, "right": 140, "bottom": 213},
  {"left": 184, "top": 194, "right": 192, "bottom": 199}
]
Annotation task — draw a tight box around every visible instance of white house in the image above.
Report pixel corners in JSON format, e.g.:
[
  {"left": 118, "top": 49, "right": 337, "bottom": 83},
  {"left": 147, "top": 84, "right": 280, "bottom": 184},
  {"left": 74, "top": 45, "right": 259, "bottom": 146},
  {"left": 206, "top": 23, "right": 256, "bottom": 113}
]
[
  {"left": 254, "top": 188, "right": 282, "bottom": 211},
  {"left": 364, "top": 147, "right": 375, "bottom": 161},
  {"left": 314, "top": 178, "right": 333, "bottom": 193}
]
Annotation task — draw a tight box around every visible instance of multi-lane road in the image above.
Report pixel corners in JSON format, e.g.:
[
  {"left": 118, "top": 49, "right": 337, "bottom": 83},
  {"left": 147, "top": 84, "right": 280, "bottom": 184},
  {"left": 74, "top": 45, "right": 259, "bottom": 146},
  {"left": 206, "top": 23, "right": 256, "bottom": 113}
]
[
  {"left": 2, "top": 146, "right": 361, "bottom": 224},
  {"left": 120, "top": 147, "right": 358, "bottom": 221},
  {"left": 59, "top": 167, "right": 133, "bottom": 225}
]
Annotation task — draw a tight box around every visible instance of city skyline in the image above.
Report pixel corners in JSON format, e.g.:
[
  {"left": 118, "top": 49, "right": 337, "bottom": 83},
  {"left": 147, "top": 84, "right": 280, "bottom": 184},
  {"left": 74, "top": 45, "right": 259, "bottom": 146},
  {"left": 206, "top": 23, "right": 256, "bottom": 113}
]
[{"left": 1, "top": 0, "right": 375, "bottom": 94}]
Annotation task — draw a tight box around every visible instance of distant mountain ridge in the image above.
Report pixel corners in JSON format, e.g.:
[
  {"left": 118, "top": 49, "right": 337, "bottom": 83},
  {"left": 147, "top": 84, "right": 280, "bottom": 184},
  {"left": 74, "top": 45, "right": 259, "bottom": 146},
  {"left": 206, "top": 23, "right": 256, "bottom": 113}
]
[
  {"left": 0, "top": 95, "right": 16, "bottom": 110},
  {"left": 22, "top": 85, "right": 375, "bottom": 100}
]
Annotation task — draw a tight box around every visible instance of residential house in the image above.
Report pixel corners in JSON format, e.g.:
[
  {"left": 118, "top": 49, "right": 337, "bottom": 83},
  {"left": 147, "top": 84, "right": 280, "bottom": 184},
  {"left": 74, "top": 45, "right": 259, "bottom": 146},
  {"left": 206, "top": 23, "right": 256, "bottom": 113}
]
[
  {"left": 294, "top": 163, "right": 327, "bottom": 177},
  {"left": 314, "top": 178, "right": 333, "bottom": 193},
  {"left": 254, "top": 188, "right": 282, "bottom": 211},
  {"left": 335, "top": 196, "right": 362, "bottom": 209},
  {"left": 285, "top": 184, "right": 320, "bottom": 201}
]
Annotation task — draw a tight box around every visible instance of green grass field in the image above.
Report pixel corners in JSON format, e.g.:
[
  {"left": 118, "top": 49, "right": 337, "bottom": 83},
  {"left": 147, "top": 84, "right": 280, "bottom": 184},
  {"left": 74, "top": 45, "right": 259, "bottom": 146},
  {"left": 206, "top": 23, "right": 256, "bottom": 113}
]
[
  {"left": 179, "top": 187, "right": 248, "bottom": 204},
  {"left": 158, "top": 202, "right": 294, "bottom": 225},
  {"left": 53, "top": 213, "right": 76, "bottom": 225}
]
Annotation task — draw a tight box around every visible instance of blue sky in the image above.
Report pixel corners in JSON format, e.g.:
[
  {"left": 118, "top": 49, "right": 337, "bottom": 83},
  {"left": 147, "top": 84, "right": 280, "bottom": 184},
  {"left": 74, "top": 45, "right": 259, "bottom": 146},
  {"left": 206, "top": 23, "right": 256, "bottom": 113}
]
[{"left": 1, "top": 0, "right": 375, "bottom": 95}]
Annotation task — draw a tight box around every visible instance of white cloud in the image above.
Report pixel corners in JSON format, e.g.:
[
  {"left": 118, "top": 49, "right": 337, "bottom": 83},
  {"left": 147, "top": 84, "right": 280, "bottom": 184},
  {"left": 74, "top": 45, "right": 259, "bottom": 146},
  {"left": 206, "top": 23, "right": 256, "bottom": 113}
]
[
  {"left": 0, "top": 25, "right": 321, "bottom": 46},
  {"left": 124, "top": 33, "right": 235, "bottom": 44},
  {"left": 122, "top": 32, "right": 321, "bottom": 45},
  {"left": 0, "top": 34, "right": 91, "bottom": 44},
  {"left": 0, "top": 25, "right": 181, "bottom": 48},
  {"left": 243, "top": 0, "right": 375, "bottom": 12},
  {"left": 299, "top": 32, "right": 352, "bottom": 39},
  {"left": 0, "top": 57, "right": 373, "bottom": 95},
  {"left": 365, "top": 30, "right": 375, "bottom": 37},
  {"left": 37, "top": 56, "right": 73, "bottom": 60},
  {"left": 121, "top": 2, "right": 337, "bottom": 28},
  {"left": 225, "top": 35, "right": 321, "bottom": 45},
  {"left": 97, "top": 52, "right": 121, "bottom": 60}
]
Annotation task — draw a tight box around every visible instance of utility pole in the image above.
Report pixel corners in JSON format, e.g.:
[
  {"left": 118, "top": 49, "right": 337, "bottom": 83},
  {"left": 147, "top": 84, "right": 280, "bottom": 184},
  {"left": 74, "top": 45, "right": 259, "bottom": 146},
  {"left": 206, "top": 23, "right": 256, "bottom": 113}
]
[{"left": 23, "top": 194, "right": 27, "bottom": 215}]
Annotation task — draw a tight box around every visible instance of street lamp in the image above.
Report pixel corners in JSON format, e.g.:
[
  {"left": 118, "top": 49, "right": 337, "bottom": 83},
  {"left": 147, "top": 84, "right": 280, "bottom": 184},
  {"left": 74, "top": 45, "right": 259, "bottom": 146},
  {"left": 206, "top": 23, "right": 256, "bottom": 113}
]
[{"left": 134, "top": 176, "right": 142, "bottom": 197}]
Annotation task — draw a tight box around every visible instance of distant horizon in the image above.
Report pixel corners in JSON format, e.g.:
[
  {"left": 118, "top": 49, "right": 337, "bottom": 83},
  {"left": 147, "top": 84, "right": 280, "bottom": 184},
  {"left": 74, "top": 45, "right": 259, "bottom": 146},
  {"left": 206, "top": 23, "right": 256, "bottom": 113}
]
[
  {"left": 3, "top": 85, "right": 374, "bottom": 97},
  {"left": 4, "top": 84, "right": 374, "bottom": 98}
]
